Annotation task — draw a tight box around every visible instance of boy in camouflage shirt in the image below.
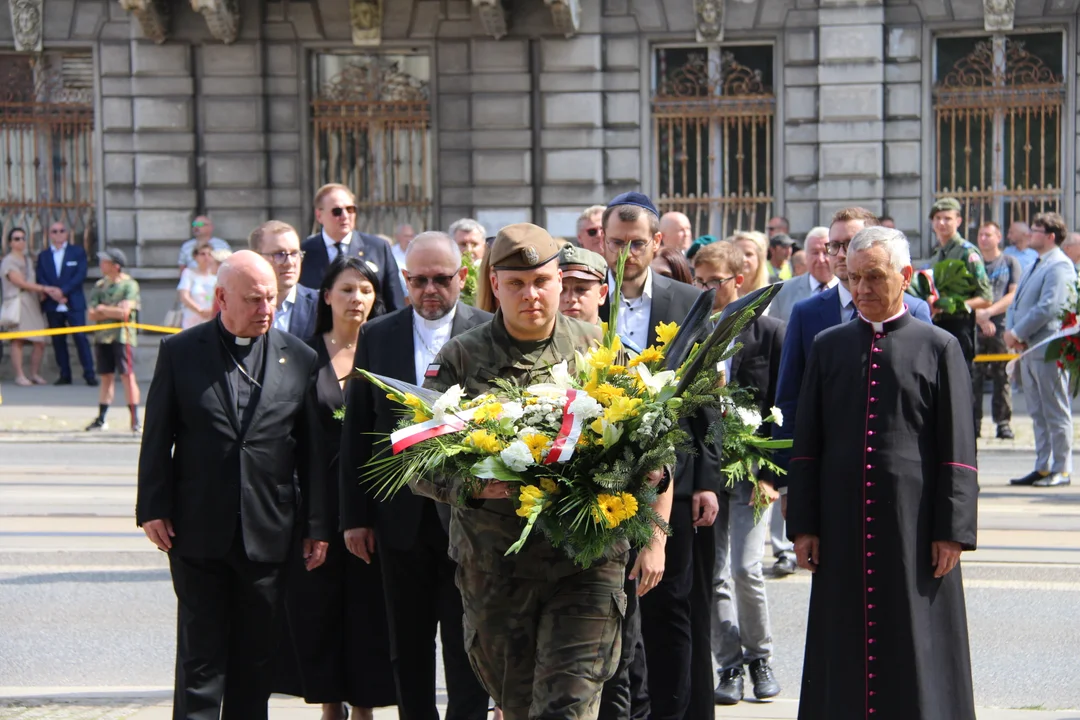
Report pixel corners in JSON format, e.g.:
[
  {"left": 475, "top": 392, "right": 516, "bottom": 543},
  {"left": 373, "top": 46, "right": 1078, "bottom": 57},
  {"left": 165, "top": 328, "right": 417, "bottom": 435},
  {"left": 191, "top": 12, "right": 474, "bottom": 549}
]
[{"left": 86, "top": 248, "right": 142, "bottom": 433}]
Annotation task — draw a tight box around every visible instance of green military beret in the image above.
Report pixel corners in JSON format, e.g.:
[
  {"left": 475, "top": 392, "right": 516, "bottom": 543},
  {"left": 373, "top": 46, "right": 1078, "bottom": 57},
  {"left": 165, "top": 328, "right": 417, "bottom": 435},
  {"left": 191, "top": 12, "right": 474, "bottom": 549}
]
[
  {"left": 558, "top": 244, "right": 608, "bottom": 282},
  {"left": 929, "top": 197, "right": 962, "bottom": 219},
  {"left": 490, "top": 223, "right": 563, "bottom": 271}
]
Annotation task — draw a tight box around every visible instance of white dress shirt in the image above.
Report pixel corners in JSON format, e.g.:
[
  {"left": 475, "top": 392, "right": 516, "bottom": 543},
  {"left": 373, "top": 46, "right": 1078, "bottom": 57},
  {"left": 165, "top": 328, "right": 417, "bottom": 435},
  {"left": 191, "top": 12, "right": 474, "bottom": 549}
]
[
  {"left": 838, "top": 283, "right": 856, "bottom": 321},
  {"left": 273, "top": 286, "right": 298, "bottom": 332},
  {"left": 809, "top": 273, "right": 839, "bottom": 295},
  {"left": 608, "top": 267, "right": 654, "bottom": 350},
  {"left": 322, "top": 230, "right": 352, "bottom": 263},
  {"left": 50, "top": 243, "right": 69, "bottom": 312},
  {"left": 392, "top": 244, "right": 409, "bottom": 295},
  {"left": 413, "top": 307, "right": 457, "bottom": 384}
]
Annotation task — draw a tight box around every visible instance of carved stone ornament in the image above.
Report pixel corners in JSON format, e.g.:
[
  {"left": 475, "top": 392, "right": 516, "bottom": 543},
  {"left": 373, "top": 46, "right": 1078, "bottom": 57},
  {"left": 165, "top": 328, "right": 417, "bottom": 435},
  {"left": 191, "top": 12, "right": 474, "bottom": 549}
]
[
  {"left": 350, "top": 0, "right": 382, "bottom": 46},
  {"left": 695, "top": 0, "right": 724, "bottom": 44},
  {"left": 545, "top": 0, "right": 580, "bottom": 38},
  {"left": 117, "top": 0, "right": 170, "bottom": 44},
  {"left": 473, "top": 0, "right": 508, "bottom": 40},
  {"left": 8, "top": 0, "right": 43, "bottom": 52},
  {"left": 983, "top": 0, "right": 1015, "bottom": 31},
  {"left": 191, "top": 0, "right": 240, "bottom": 44}
]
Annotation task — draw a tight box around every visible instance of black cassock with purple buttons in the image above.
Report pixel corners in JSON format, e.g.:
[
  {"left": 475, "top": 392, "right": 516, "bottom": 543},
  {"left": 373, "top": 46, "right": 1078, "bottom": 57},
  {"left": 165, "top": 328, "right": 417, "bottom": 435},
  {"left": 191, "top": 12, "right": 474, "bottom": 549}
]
[{"left": 787, "top": 311, "right": 978, "bottom": 720}]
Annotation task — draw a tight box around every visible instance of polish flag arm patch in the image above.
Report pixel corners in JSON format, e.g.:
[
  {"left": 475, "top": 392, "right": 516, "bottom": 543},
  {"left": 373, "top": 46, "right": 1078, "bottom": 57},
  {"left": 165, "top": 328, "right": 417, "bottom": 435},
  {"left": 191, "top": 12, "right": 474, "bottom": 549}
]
[{"left": 425, "top": 364, "right": 440, "bottom": 378}]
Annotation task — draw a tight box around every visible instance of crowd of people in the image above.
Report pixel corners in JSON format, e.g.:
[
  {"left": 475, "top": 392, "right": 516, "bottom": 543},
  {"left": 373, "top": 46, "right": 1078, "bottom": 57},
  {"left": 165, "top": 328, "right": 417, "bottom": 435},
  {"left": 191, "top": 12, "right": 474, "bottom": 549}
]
[{"left": 3, "top": 180, "right": 1075, "bottom": 720}]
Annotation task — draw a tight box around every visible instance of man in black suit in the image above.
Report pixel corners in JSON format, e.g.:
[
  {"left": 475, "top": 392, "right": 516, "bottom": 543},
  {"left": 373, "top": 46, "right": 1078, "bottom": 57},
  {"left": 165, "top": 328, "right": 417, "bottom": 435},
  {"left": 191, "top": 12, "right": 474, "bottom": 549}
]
[
  {"left": 248, "top": 220, "right": 318, "bottom": 340},
  {"left": 298, "top": 183, "right": 405, "bottom": 311},
  {"left": 340, "top": 231, "right": 491, "bottom": 720},
  {"left": 136, "top": 251, "right": 330, "bottom": 720},
  {"left": 597, "top": 193, "right": 720, "bottom": 720},
  {"left": 690, "top": 241, "right": 783, "bottom": 707}
]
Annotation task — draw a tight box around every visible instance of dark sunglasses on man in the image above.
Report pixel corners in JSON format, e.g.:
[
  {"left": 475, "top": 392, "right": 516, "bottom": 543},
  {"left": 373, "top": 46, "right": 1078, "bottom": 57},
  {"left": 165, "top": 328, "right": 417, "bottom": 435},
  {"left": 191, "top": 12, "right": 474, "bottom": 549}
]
[
  {"left": 404, "top": 270, "right": 461, "bottom": 289},
  {"left": 585, "top": 228, "right": 601, "bottom": 237},
  {"left": 331, "top": 206, "right": 358, "bottom": 218}
]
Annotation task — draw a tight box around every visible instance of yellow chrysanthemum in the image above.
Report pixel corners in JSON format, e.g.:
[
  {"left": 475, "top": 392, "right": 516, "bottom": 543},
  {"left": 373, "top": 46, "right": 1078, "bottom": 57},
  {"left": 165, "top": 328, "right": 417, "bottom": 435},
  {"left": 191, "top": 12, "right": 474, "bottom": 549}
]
[
  {"left": 465, "top": 429, "right": 504, "bottom": 454},
  {"left": 616, "top": 492, "right": 639, "bottom": 522},
  {"left": 608, "top": 364, "right": 626, "bottom": 376},
  {"left": 394, "top": 393, "right": 431, "bottom": 422},
  {"left": 522, "top": 433, "right": 550, "bottom": 463},
  {"left": 473, "top": 402, "right": 503, "bottom": 422},
  {"left": 516, "top": 484, "right": 547, "bottom": 518},
  {"left": 655, "top": 321, "right": 679, "bottom": 347},
  {"left": 628, "top": 346, "right": 664, "bottom": 368},
  {"left": 587, "top": 345, "right": 617, "bottom": 369},
  {"left": 588, "top": 382, "right": 626, "bottom": 407},
  {"left": 540, "top": 477, "right": 560, "bottom": 495},
  {"left": 604, "top": 396, "right": 643, "bottom": 423}
]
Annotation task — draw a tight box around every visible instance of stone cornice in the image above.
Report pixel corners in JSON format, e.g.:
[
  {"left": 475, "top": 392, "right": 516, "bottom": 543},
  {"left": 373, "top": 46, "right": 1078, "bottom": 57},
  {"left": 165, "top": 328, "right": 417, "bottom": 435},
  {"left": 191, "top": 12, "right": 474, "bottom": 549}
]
[
  {"left": 191, "top": 0, "right": 240, "bottom": 44},
  {"left": 117, "top": 0, "right": 169, "bottom": 44}
]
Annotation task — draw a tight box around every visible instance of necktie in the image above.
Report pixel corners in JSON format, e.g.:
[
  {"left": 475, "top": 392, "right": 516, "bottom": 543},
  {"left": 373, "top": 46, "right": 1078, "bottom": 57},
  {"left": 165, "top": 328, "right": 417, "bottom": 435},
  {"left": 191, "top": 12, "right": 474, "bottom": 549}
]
[
  {"left": 845, "top": 303, "right": 858, "bottom": 322},
  {"left": 333, "top": 242, "right": 343, "bottom": 261},
  {"left": 812, "top": 283, "right": 824, "bottom": 294}
]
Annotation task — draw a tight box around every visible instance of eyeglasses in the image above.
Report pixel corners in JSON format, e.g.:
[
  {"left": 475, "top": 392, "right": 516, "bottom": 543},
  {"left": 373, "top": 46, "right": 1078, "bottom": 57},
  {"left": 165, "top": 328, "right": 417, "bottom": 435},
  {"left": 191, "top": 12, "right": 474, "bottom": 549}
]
[
  {"left": 767, "top": 225, "right": 784, "bottom": 232},
  {"left": 330, "top": 206, "right": 357, "bottom": 218},
  {"left": 192, "top": 221, "right": 208, "bottom": 229},
  {"left": 825, "top": 240, "right": 851, "bottom": 256},
  {"left": 261, "top": 250, "right": 305, "bottom": 265},
  {"left": 605, "top": 238, "right": 650, "bottom": 255},
  {"left": 693, "top": 276, "right": 736, "bottom": 291},
  {"left": 585, "top": 228, "right": 601, "bottom": 237},
  {"left": 10, "top": 235, "right": 26, "bottom": 242},
  {"left": 49, "top": 228, "right": 67, "bottom": 235},
  {"left": 404, "top": 270, "right": 460, "bottom": 289}
]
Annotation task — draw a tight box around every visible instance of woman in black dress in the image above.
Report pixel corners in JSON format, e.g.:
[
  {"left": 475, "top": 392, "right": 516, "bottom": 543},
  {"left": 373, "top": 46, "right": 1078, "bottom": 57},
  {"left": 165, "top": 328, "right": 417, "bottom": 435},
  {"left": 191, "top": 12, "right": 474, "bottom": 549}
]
[{"left": 276, "top": 256, "right": 397, "bottom": 720}]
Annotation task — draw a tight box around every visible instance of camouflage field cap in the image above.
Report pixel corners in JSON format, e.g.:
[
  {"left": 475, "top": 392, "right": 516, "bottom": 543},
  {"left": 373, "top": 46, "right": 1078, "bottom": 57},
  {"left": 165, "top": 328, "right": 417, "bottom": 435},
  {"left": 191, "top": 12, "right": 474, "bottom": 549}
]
[
  {"left": 929, "top": 197, "right": 962, "bottom": 219},
  {"left": 490, "top": 223, "right": 563, "bottom": 271},
  {"left": 558, "top": 244, "right": 608, "bottom": 282}
]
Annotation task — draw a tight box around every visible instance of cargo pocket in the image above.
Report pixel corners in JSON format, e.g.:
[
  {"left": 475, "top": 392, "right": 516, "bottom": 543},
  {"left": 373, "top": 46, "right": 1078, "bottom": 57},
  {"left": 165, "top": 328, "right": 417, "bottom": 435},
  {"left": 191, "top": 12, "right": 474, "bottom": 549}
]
[
  {"left": 462, "top": 616, "right": 498, "bottom": 702},
  {"left": 592, "top": 589, "right": 627, "bottom": 683}
]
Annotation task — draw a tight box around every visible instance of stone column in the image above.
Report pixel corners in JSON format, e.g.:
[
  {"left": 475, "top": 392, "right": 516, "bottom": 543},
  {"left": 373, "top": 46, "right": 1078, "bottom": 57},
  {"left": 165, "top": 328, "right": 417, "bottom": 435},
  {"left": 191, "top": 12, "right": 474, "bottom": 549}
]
[
  {"left": 883, "top": 5, "right": 924, "bottom": 252},
  {"left": 815, "top": 0, "right": 886, "bottom": 222}
]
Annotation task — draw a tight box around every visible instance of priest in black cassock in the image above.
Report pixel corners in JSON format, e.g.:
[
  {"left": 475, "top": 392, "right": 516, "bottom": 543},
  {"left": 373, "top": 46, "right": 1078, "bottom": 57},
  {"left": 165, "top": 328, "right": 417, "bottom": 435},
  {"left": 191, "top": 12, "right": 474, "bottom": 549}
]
[{"left": 786, "top": 226, "right": 978, "bottom": 720}]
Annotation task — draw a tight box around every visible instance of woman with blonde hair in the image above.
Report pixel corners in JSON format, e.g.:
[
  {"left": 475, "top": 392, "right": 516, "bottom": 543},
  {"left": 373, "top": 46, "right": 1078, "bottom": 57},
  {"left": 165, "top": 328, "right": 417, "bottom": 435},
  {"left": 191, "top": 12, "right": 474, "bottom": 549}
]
[{"left": 730, "top": 230, "right": 771, "bottom": 296}]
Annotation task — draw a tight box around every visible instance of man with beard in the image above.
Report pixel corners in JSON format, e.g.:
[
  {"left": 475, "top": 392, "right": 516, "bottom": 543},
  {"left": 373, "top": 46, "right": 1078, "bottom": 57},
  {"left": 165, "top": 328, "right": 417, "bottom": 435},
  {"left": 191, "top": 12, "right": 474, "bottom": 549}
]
[
  {"left": 598, "top": 192, "right": 720, "bottom": 720},
  {"left": 341, "top": 231, "right": 491, "bottom": 720},
  {"left": 787, "top": 226, "right": 977, "bottom": 720},
  {"left": 298, "top": 183, "right": 404, "bottom": 310},
  {"left": 249, "top": 221, "right": 318, "bottom": 341}
]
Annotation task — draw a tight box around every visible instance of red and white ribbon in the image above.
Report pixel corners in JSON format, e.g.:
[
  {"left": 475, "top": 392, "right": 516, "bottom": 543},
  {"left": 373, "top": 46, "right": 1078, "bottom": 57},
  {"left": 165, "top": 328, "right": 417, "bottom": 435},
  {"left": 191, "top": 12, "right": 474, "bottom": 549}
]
[
  {"left": 390, "top": 407, "right": 479, "bottom": 454},
  {"left": 545, "top": 389, "right": 584, "bottom": 464}
]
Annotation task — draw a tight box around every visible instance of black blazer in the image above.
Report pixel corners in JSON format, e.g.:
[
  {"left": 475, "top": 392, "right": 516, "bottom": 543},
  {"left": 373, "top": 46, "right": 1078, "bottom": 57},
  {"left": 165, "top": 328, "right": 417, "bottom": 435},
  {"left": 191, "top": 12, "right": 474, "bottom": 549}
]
[
  {"left": 298, "top": 230, "right": 405, "bottom": 312},
  {"left": 287, "top": 284, "right": 319, "bottom": 341},
  {"left": 339, "top": 303, "right": 492, "bottom": 549},
  {"left": 731, "top": 315, "right": 786, "bottom": 485},
  {"left": 600, "top": 271, "right": 719, "bottom": 498},
  {"left": 135, "top": 321, "right": 329, "bottom": 563}
]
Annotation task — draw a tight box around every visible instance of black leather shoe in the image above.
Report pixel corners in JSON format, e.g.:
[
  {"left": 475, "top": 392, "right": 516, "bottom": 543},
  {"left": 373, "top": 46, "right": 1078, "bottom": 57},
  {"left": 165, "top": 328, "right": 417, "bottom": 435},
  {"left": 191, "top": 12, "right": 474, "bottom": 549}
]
[
  {"left": 714, "top": 667, "right": 744, "bottom": 705},
  {"left": 54, "top": 377, "right": 72, "bottom": 386},
  {"left": 85, "top": 377, "right": 99, "bottom": 387},
  {"left": 996, "top": 424, "right": 1015, "bottom": 440},
  {"left": 749, "top": 658, "right": 781, "bottom": 699},
  {"left": 1033, "top": 472, "right": 1071, "bottom": 487},
  {"left": 1010, "top": 470, "right": 1048, "bottom": 486},
  {"left": 772, "top": 556, "right": 797, "bottom": 577}
]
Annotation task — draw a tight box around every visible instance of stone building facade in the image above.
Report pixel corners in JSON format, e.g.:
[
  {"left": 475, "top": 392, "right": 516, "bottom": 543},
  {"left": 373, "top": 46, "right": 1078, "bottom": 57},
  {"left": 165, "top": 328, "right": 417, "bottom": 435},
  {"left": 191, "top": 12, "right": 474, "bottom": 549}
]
[{"left": 0, "top": 0, "right": 1077, "bottom": 270}]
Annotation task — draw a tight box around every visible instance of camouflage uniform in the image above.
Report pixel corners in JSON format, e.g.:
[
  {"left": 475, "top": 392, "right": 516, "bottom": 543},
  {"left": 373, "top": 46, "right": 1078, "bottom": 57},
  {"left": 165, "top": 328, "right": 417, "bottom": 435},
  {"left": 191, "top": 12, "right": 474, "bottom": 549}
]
[
  {"left": 928, "top": 232, "right": 992, "bottom": 367},
  {"left": 414, "top": 301, "right": 628, "bottom": 719}
]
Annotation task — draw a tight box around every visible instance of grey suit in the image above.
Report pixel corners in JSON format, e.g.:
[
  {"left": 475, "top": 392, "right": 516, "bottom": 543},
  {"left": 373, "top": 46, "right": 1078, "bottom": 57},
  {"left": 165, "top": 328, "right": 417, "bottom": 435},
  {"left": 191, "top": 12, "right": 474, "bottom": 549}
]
[
  {"left": 1006, "top": 246, "right": 1077, "bottom": 474},
  {"left": 768, "top": 274, "right": 835, "bottom": 323}
]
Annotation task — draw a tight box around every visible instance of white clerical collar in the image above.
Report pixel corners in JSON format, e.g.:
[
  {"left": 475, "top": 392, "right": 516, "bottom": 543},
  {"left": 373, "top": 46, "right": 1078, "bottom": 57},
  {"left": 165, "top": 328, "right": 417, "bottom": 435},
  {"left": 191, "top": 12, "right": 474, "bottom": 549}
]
[
  {"left": 810, "top": 274, "right": 838, "bottom": 293},
  {"left": 280, "top": 285, "right": 297, "bottom": 310},
  {"left": 234, "top": 336, "right": 252, "bottom": 346},
  {"left": 860, "top": 304, "right": 908, "bottom": 333},
  {"left": 608, "top": 266, "right": 654, "bottom": 303},
  {"left": 413, "top": 305, "right": 457, "bottom": 333},
  {"left": 837, "top": 282, "right": 853, "bottom": 309},
  {"left": 322, "top": 229, "right": 351, "bottom": 248}
]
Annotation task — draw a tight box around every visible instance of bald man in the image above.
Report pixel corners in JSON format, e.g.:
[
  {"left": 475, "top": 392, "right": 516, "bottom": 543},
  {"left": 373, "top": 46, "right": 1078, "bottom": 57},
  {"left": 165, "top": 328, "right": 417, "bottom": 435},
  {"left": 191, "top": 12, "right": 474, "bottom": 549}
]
[
  {"left": 660, "top": 212, "right": 693, "bottom": 252},
  {"left": 138, "top": 250, "right": 329, "bottom": 720}
]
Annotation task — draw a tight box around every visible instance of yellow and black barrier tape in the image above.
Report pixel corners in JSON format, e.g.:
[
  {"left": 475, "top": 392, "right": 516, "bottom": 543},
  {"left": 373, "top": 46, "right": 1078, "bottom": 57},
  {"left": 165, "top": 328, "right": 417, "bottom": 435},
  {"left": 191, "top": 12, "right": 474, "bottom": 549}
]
[{"left": 0, "top": 322, "right": 181, "bottom": 341}]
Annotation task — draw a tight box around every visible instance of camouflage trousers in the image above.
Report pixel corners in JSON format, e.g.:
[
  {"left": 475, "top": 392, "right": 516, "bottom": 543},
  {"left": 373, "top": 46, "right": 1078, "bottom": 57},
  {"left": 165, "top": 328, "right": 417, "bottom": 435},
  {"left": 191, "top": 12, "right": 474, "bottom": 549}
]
[{"left": 456, "top": 554, "right": 628, "bottom": 720}]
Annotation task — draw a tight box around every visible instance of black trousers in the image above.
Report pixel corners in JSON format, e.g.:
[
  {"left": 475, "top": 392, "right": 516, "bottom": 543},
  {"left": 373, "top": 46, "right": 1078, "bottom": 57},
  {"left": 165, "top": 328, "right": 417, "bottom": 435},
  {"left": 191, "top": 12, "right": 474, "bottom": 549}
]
[
  {"left": 687, "top": 522, "right": 717, "bottom": 719},
  {"left": 597, "top": 549, "right": 650, "bottom": 720},
  {"left": 973, "top": 331, "right": 1012, "bottom": 426},
  {"left": 380, "top": 504, "right": 489, "bottom": 720},
  {"left": 639, "top": 498, "right": 694, "bottom": 720},
  {"left": 169, "top": 532, "right": 285, "bottom": 720}
]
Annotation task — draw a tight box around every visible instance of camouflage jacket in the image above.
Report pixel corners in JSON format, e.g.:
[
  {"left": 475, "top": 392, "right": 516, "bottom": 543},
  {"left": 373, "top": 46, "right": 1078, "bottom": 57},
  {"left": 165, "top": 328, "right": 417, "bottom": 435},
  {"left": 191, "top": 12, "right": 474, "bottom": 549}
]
[
  {"left": 87, "top": 274, "right": 140, "bottom": 346},
  {"left": 414, "top": 309, "right": 629, "bottom": 579},
  {"left": 929, "top": 234, "right": 993, "bottom": 303}
]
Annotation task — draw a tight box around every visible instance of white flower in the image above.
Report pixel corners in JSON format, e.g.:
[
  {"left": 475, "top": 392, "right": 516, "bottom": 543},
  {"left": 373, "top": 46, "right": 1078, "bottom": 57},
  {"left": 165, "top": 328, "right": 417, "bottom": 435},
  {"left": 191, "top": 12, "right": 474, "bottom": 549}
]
[
  {"left": 769, "top": 406, "right": 784, "bottom": 428},
  {"left": 500, "top": 440, "right": 535, "bottom": 472},
  {"left": 501, "top": 401, "right": 524, "bottom": 422},
  {"left": 526, "top": 384, "right": 567, "bottom": 401},
  {"left": 568, "top": 393, "right": 602, "bottom": 421},
  {"left": 433, "top": 384, "right": 465, "bottom": 421},
  {"left": 549, "top": 360, "right": 574, "bottom": 389},
  {"left": 634, "top": 365, "right": 677, "bottom": 395},
  {"left": 736, "top": 406, "right": 762, "bottom": 430}
]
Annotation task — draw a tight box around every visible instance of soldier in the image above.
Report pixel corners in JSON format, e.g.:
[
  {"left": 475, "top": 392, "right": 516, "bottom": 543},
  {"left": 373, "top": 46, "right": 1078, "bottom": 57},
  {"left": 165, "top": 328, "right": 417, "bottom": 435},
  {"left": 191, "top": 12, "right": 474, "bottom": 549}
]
[
  {"left": 413, "top": 224, "right": 666, "bottom": 720},
  {"left": 558, "top": 243, "right": 609, "bottom": 325},
  {"left": 927, "top": 198, "right": 992, "bottom": 421}
]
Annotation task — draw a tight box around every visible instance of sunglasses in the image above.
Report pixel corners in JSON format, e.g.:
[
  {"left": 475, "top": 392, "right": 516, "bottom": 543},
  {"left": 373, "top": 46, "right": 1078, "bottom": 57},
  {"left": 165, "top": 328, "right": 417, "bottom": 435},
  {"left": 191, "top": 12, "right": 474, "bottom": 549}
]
[
  {"left": 330, "top": 206, "right": 357, "bottom": 218},
  {"left": 404, "top": 271, "right": 460, "bottom": 289},
  {"left": 49, "top": 228, "right": 67, "bottom": 234},
  {"left": 585, "top": 228, "right": 601, "bottom": 237},
  {"left": 192, "top": 221, "right": 208, "bottom": 228}
]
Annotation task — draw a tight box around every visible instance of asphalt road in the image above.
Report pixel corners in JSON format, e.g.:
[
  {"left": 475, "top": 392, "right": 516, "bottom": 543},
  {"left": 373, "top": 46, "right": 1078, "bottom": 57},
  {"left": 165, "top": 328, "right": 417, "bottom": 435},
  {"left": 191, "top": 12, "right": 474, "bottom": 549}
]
[{"left": 0, "top": 443, "right": 1078, "bottom": 712}]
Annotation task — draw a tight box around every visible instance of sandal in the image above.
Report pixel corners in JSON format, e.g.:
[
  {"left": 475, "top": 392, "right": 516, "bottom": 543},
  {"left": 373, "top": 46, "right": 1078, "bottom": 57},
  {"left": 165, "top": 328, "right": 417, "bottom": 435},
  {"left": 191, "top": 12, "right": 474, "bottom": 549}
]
[
  {"left": 14, "top": 376, "right": 32, "bottom": 386},
  {"left": 31, "top": 375, "right": 47, "bottom": 385}
]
